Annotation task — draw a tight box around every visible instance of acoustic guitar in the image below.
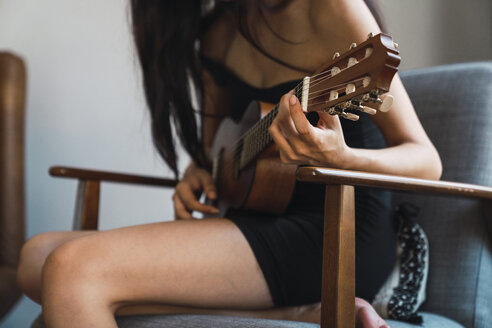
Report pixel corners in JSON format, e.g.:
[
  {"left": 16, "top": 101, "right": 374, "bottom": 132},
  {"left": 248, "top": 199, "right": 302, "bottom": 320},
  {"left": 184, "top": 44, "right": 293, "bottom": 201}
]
[{"left": 208, "top": 33, "right": 401, "bottom": 216}]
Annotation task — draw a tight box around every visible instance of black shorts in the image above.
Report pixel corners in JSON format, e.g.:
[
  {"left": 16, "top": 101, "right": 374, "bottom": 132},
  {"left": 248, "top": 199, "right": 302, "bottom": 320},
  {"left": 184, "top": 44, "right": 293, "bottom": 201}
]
[{"left": 227, "top": 181, "right": 396, "bottom": 307}]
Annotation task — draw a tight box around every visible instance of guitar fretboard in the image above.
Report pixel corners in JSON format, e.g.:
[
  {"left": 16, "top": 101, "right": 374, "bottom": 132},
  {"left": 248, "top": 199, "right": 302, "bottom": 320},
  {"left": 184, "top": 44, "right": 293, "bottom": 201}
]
[{"left": 236, "top": 87, "right": 303, "bottom": 172}]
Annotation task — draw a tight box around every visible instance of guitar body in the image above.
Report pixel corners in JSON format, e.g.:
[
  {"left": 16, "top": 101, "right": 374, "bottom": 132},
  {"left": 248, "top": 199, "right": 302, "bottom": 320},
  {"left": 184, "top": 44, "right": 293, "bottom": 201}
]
[{"left": 209, "top": 101, "right": 297, "bottom": 216}]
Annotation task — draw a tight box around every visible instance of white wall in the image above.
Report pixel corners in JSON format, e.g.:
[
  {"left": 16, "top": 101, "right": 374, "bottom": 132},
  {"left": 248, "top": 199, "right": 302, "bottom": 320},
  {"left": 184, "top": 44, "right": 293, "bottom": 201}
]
[
  {"left": 0, "top": 0, "right": 490, "bottom": 327},
  {"left": 0, "top": 1, "right": 179, "bottom": 326},
  {"left": 379, "top": 0, "right": 492, "bottom": 69}
]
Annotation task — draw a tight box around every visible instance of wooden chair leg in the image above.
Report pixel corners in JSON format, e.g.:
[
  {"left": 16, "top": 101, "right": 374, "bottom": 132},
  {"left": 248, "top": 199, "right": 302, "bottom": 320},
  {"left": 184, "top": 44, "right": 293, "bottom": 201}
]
[
  {"left": 321, "top": 184, "right": 355, "bottom": 328},
  {"left": 73, "top": 180, "right": 100, "bottom": 230}
]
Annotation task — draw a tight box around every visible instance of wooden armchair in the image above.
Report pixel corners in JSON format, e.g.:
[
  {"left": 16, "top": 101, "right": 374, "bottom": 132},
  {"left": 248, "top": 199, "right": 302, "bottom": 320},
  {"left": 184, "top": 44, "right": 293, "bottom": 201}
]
[
  {"left": 34, "top": 62, "right": 492, "bottom": 328},
  {"left": 0, "top": 52, "right": 26, "bottom": 320},
  {"left": 47, "top": 163, "right": 492, "bottom": 328}
]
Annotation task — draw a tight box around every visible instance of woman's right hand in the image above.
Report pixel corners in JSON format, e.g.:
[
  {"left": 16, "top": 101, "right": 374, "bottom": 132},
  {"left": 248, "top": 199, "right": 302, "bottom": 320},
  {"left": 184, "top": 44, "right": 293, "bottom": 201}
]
[{"left": 172, "top": 163, "right": 219, "bottom": 220}]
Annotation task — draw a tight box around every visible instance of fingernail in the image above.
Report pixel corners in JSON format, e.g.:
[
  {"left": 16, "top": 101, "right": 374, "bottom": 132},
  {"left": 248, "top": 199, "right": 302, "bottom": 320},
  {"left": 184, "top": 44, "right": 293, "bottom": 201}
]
[{"left": 289, "top": 95, "right": 297, "bottom": 105}]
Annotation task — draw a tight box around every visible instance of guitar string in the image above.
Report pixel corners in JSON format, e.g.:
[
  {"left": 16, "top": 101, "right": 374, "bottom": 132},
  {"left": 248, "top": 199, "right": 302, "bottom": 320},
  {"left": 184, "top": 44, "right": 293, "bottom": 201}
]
[
  {"left": 226, "top": 75, "right": 366, "bottom": 163},
  {"left": 232, "top": 76, "right": 365, "bottom": 158},
  {"left": 217, "top": 51, "right": 371, "bottom": 172},
  {"left": 216, "top": 46, "right": 375, "bottom": 173},
  {"left": 301, "top": 78, "right": 366, "bottom": 100},
  {"left": 292, "top": 68, "right": 363, "bottom": 101},
  {"left": 220, "top": 76, "right": 368, "bottom": 173},
  {"left": 292, "top": 53, "right": 369, "bottom": 94},
  {"left": 291, "top": 48, "right": 371, "bottom": 99}
]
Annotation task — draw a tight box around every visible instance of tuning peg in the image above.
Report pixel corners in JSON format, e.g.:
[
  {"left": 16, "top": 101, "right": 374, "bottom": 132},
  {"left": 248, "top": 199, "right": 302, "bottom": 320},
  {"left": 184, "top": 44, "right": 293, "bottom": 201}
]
[
  {"left": 393, "top": 42, "right": 399, "bottom": 49},
  {"left": 340, "top": 112, "right": 359, "bottom": 121},
  {"left": 348, "top": 57, "right": 358, "bottom": 67},
  {"left": 332, "top": 52, "right": 340, "bottom": 60},
  {"left": 331, "top": 66, "right": 341, "bottom": 75},
  {"left": 345, "top": 83, "right": 356, "bottom": 94},
  {"left": 365, "top": 47, "right": 373, "bottom": 58},
  {"left": 367, "top": 32, "right": 374, "bottom": 39},
  {"left": 349, "top": 42, "right": 357, "bottom": 50},
  {"left": 359, "top": 106, "right": 377, "bottom": 115},
  {"left": 329, "top": 90, "right": 338, "bottom": 101},
  {"left": 379, "top": 95, "right": 394, "bottom": 112},
  {"left": 345, "top": 99, "right": 377, "bottom": 115}
]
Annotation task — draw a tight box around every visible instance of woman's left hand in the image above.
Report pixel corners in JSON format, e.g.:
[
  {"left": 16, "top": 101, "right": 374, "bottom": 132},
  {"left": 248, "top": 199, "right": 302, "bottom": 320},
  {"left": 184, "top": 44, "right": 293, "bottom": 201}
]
[{"left": 269, "top": 91, "right": 351, "bottom": 168}]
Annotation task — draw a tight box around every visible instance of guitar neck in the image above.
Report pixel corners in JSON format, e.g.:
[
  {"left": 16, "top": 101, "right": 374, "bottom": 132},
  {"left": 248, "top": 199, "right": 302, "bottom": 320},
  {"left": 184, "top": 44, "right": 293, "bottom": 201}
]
[
  {"left": 237, "top": 104, "right": 279, "bottom": 171},
  {"left": 234, "top": 33, "right": 401, "bottom": 172},
  {"left": 237, "top": 83, "right": 307, "bottom": 171}
]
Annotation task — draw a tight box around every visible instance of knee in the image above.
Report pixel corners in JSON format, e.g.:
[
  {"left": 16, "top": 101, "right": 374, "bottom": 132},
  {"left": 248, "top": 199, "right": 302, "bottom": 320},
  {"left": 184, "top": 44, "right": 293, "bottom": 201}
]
[
  {"left": 41, "top": 237, "right": 108, "bottom": 301},
  {"left": 17, "top": 232, "right": 62, "bottom": 296}
]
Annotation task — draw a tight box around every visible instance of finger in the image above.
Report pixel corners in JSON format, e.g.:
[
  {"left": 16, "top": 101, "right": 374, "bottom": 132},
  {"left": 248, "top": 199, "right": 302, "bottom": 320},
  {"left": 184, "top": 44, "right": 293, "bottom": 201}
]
[
  {"left": 274, "top": 95, "right": 315, "bottom": 160},
  {"left": 288, "top": 94, "right": 313, "bottom": 136},
  {"left": 196, "top": 170, "right": 217, "bottom": 200},
  {"left": 277, "top": 94, "right": 299, "bottom": 138},
  {"left": 278, "top": 95, "right": 316, "bottom": 159},
  {"left": 317, "top": 111, "right": 342, "bottom": 131},
  {"left": 173, "top": 194, "right": 194, "bottom": 220},
  {"left": 176, "top": 183, "right": 219, "bottom": 214},
  {"left": 269, "top": 122, "right": 298, "bottom": 163},
  {"left": 186, "top": 175, "right": 202, "bottom": 191}
]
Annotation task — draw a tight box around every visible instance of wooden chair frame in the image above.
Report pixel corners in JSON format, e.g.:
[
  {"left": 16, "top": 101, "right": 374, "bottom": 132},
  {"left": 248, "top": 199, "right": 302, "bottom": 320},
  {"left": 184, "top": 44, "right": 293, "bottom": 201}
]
[{"left": 49, "top": 165, "right": 492, "bottom": 328}]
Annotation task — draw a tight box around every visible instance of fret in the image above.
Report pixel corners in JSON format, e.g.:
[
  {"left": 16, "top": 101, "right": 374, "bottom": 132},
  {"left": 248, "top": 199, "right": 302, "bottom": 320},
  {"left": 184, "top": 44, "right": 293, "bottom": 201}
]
[
  {"left": 238, "top": 104, "right": 280, "bottom": 171},
  {"left": 233, "top": 75, "right": 315, "bottom": 171}
]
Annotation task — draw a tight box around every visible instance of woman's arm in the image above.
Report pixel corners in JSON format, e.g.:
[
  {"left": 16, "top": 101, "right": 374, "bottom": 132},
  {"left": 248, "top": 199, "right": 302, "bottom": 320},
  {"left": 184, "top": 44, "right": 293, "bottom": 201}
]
[
  {"left": 345, "top": 75, "right": 442, "bottom": 180},
  {"left": 269, "top": 0, "right": 442, "bottom": 180}
]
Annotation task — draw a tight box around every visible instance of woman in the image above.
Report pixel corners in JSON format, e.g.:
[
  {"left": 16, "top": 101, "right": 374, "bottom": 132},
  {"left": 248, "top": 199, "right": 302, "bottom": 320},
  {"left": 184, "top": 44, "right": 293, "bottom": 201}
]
[{"left": 17, "top": 0, "right": 442, "bottom": 327}]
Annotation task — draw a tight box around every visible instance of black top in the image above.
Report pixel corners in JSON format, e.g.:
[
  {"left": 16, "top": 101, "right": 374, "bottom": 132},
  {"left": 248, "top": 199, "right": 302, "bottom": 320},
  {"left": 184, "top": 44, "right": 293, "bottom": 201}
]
[
  {"left": 201, "top": 55, "right": 300, "bottom": 121},
  {"left": 201, "top": 55, "right": 396, "bottom": 305}
]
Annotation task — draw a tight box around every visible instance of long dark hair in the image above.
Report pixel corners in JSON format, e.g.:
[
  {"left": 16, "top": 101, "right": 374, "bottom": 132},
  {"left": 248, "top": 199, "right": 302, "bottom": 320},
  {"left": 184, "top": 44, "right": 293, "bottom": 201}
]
[{"left": 130, "top": 0, "right": 385, "bottom": 177}]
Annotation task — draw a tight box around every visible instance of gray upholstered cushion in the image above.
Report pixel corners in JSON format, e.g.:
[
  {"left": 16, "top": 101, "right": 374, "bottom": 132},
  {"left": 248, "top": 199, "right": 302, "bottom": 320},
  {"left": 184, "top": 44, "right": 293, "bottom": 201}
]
[
  {"left": 31, "top": 312, "right": 464, "bottom": 328},
  {"left": 398, "top": 62, "right": 492, "bottom": 328},
  {"left": 387, "top": 313, "right": 465, "bottom": 328}
]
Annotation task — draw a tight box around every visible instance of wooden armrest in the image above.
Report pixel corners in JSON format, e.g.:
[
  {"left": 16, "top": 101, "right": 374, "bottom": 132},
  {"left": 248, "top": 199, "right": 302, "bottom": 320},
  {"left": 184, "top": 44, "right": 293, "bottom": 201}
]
[
  {"left": 296, "top": 166, "right": 492, "bottom": 200},
  {"left": 49, "top": 166, "right": 178, "bottom": 231},
  {"left": 49, "top": 166, "right": 178, "bottom": 188}
]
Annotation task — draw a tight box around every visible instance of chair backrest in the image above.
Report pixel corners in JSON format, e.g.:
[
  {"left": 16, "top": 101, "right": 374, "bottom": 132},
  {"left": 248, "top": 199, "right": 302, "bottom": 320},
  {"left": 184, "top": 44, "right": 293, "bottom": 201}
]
[
  {"left": 0, "top": 52, "right": 26, "bottom": 318},
  {"left": 398, "top": 62, "right": 492, "bottom": 328}
]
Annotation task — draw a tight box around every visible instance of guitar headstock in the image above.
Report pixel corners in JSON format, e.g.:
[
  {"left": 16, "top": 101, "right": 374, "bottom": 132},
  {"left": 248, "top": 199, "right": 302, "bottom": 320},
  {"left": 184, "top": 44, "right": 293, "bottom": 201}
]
[{"left": 296, "top": 33, "right": 400, "bottom": 121}]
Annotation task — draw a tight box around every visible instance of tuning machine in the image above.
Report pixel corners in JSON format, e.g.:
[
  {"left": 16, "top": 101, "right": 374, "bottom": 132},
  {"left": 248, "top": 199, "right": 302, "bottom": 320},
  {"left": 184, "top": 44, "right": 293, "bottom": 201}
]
[
  {"left": 340, "top": 112, "right": 359, "bottom": 121},
  {"left": 379, "top": 95, "right": 394, "bottom": 112},
  {"left": 324, "top": 106, "right": 359, "bottom": 121},
  {"left": 362, "top": 92, "right": 394, "bottom": 112},
  {"left": 345, "top": 99, "right": 377, "bottom": 115}
]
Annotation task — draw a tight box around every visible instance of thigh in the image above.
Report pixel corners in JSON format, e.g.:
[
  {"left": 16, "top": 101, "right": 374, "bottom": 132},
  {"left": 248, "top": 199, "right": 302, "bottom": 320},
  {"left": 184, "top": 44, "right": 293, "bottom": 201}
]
[{"left": 54, "top": 218, "right": 274, "bottom": 311}]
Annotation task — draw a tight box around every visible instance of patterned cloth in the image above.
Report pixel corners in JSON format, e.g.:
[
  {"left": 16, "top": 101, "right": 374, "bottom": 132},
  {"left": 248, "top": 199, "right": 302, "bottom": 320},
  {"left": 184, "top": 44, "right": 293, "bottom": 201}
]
[{"left": 373, "top": 203, "right": 429, "bottom": 324}]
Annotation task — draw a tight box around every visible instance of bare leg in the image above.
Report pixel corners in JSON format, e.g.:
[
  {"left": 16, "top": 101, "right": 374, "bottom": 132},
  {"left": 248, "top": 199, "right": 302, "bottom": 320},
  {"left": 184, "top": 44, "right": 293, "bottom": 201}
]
[
  {"left": 18, "top": 220, "right": 388, "bottom": 327},
  {"left": 18, "top": 228, "right": 319, "bottom": 322},
  {"left": 17, "top": 230, "right": 97, "bottom": 303}
]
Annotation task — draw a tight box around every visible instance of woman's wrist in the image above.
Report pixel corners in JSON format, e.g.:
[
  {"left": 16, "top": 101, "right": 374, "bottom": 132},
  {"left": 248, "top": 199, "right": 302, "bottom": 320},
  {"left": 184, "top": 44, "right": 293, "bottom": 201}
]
[{"left": 334, "top": 145, "right": 363, "bottom": 171}]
